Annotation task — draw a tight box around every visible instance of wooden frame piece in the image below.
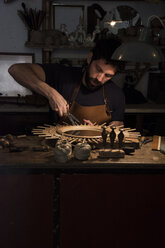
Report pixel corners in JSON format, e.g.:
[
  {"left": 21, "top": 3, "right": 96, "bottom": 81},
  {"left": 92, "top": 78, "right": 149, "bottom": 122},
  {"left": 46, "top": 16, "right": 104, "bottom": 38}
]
[
  {"left": 56, "top": 125, "right": 102, "bottom": 139},
  {"left": 32, "top": 124, "right": 140, "bottom": 146}
]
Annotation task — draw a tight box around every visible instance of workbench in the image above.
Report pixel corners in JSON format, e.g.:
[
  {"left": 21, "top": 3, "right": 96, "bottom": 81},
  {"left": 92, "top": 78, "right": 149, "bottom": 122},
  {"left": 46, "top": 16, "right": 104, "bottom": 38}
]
[
  {"left": 0, "top": 136, "right": 165, "bottom": 248},
  {"left": 0, "top": 102, "right": 165, "bottom": 135},
  {"left": 0, "top": 135, "right": 165, "bottom": 170}
]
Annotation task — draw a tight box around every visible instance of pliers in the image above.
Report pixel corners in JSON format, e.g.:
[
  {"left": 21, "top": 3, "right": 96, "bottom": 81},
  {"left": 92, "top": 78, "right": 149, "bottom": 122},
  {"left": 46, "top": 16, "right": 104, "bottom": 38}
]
[{"left": 67, "top": 109, "right": 81, "bottom": 125}]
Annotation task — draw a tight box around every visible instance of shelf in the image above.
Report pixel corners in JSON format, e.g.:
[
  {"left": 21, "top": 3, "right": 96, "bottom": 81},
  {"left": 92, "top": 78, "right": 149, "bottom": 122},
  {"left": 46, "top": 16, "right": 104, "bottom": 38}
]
[{"left": 25, "top": 41, "right": 93, "bottom": 50}]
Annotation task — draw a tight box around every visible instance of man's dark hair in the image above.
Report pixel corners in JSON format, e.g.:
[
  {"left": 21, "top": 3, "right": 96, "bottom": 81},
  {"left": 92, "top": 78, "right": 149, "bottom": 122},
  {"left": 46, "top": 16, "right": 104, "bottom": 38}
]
[{"left": 91, "top": 37, "right": 125, "bottom": 71}]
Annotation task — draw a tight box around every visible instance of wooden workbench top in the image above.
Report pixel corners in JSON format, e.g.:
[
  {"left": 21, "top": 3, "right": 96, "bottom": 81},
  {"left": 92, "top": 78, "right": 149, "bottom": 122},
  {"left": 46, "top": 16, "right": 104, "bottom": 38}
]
[{"left": 0, "top": 136, "right": 165, "bottom": 172}]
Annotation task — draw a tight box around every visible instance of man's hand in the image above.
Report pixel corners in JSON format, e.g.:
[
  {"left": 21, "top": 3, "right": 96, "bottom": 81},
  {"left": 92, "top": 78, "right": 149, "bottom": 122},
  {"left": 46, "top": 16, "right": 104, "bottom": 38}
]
[
  {"left": 110, "top": 121, "right": 124, "bottom": 127},
  {"left": 83, "top": 119, "right": 94, "bottom": 125},
  {"left": 48, "top": 89, "right": 69, "bottom": 117}
]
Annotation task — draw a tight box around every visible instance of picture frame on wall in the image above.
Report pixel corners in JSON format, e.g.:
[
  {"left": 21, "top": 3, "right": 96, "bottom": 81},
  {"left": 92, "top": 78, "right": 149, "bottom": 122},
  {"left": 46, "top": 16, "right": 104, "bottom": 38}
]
[
  {"left": 0, "top": 53, "right": 34, "bottom": 97},
  {"left": 52, "top": 4, "right": 85, "bottom": 34}
]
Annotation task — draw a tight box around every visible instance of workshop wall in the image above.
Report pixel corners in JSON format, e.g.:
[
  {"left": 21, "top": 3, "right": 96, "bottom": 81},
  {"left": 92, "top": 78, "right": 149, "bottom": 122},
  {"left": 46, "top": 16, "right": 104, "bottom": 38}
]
[
  {"left": 0, "top": 0, "right": 42, "bottom": 63},
  {"left": 0, "top": 1, "right": 165, "bottom": 64}
]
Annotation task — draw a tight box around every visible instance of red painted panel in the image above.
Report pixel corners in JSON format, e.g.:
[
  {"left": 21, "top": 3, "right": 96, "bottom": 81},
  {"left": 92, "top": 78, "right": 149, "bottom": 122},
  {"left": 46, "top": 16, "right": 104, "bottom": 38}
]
[
  {"left": 60, "top": 173, "right": 165, "bottom": 248},
  {"left": 0, "top": 175, "right": 54, "bottom": 248}
]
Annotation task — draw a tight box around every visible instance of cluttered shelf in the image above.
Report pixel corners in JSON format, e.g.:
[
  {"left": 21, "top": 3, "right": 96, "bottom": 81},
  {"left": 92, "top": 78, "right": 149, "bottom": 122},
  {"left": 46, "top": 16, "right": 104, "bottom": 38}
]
[{"left": 25, "top": 41, "right": 93, "bottom": 50}]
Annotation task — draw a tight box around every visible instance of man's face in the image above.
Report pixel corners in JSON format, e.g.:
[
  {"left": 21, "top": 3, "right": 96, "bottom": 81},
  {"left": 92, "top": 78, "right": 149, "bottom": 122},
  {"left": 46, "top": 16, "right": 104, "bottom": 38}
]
[{"left": 83, "top": 58, "right": 117, "bottom": 91}]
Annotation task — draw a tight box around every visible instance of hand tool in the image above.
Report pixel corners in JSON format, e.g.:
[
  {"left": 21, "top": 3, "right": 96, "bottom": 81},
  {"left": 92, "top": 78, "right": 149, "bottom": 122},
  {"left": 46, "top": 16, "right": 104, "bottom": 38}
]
[{"left": 67, "top": 110, "right": 81, "bottom": 125}]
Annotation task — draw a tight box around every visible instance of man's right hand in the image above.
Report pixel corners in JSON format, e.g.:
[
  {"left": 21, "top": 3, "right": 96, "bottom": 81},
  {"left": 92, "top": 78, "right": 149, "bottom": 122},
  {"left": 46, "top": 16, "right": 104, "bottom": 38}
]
[{"left": 48, "top": 89, "right": 69, "bottom": 117}]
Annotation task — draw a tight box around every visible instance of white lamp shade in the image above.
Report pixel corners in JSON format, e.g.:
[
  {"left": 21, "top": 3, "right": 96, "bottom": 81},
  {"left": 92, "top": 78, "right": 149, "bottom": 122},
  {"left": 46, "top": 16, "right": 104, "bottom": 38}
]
[{"left": 111, "top": 41, "right": 164, "bottom": 65}]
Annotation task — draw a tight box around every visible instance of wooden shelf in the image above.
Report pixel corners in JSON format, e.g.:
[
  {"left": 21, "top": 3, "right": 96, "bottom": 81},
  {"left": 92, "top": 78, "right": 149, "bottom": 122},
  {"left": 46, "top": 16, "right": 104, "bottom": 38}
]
[{"left": 25, "top": 41, "right": 93, "bottom": 50}]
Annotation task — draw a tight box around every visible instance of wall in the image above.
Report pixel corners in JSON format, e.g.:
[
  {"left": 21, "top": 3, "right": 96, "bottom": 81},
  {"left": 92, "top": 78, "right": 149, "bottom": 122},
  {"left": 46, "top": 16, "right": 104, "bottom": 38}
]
[
  {"left": 0, "top": 0, "right": 42, "bottom": 63},
  {"left": 67, "top": 1, "right": 165, "bottom": 26},
  {"left": 0, "top": 0, "right": 165, "bottom": 63},
  {"left": 52, "top": 1, "right": 165, "bottom": 97}
]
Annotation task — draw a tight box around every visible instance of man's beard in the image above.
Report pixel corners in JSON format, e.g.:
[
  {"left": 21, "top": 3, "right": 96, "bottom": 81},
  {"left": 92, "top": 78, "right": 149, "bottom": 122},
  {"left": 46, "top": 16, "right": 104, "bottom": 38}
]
[{"left": 84, "top": 64, "right": 102, "bottom": 91}]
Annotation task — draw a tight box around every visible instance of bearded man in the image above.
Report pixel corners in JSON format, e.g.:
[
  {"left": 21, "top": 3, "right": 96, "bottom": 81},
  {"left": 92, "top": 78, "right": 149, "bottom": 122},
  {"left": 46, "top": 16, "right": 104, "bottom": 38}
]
[{"left": 8, "top": 38, "right": 125, "bottom": 126}]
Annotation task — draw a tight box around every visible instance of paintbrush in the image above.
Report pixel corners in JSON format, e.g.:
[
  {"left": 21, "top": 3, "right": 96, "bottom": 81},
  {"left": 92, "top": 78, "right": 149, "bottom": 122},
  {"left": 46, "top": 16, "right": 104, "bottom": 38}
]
[{"left": 17, "top": 10, "right": 31, "bottom": 30}]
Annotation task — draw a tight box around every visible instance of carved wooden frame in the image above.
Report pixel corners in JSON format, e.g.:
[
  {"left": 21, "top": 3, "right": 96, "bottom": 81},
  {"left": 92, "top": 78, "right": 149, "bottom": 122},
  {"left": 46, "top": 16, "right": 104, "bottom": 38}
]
[{"left": 32, "top": 124, "right": 140, "bottom": 145}]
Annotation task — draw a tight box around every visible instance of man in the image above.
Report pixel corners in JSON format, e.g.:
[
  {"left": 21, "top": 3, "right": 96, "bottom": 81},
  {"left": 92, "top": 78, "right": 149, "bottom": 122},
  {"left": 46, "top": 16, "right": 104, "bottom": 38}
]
[{"left": 8, "top": 38, "right": 125, "bottom": 126}]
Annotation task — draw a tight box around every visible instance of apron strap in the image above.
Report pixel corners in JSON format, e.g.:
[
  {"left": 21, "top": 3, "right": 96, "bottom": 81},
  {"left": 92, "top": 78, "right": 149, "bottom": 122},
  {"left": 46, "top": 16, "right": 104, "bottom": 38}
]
[
  {"left": 103, "top": 85, "right": 112, "bottom": 116},
  {"left": 69, "top": 81, "right": 81, "bottom": 107},
  {"left": 69, "top": 77, "right": 111, "bottom": 117}
]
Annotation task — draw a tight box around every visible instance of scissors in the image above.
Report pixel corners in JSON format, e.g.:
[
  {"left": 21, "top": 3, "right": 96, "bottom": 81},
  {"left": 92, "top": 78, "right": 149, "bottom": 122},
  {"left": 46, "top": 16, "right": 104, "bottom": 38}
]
[{"left": 67, "top": 109, "right": 81, "bottom": 125}]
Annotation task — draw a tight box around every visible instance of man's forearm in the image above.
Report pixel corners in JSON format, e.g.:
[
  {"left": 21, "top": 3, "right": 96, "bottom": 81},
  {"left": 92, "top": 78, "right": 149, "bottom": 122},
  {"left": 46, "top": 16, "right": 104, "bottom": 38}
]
[
  {"left": 8, "top": 63, "right": 68, "bottom": 116},
  {"left": 8, "top": 63, "right": 52, "bottom": 99}
]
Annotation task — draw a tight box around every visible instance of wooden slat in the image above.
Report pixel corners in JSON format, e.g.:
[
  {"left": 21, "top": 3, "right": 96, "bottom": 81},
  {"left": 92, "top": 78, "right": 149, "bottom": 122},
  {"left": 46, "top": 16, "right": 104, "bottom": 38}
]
[{"left": 152, "top": 135, "right": 161, "bottom": 150}]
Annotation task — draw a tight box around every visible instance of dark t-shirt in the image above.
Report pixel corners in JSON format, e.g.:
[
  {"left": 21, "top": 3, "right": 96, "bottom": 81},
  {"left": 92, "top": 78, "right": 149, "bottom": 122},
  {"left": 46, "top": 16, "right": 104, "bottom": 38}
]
[{"left": 40, "top": 63, "right": 125, "bottom": 123}]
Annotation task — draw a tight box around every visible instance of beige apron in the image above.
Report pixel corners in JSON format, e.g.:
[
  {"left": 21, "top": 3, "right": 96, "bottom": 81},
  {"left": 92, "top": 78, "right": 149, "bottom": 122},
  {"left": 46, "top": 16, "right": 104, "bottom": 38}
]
[{"left": 68, "top": 81, "right": 112, "bottom": 125}]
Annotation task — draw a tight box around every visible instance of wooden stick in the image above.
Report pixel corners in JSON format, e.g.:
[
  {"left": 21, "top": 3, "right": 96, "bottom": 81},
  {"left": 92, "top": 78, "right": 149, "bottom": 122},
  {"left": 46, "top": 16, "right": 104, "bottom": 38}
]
[{"left": 152, "top": 135, "right": 161, "bottom": 150}]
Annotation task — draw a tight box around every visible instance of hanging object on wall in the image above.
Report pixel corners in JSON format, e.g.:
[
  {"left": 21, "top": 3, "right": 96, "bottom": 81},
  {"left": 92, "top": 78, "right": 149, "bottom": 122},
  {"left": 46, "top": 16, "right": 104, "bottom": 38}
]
[
  {"left": 87, "top": 4, "right": 106, "bottom": 35},
  {"left": 102, "top": 5, "right": 141, "bottom": 37}
]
